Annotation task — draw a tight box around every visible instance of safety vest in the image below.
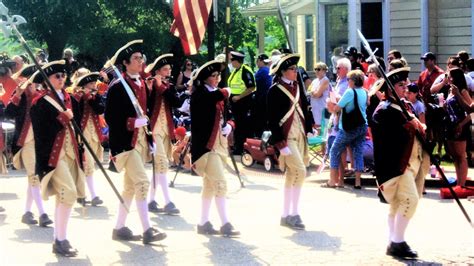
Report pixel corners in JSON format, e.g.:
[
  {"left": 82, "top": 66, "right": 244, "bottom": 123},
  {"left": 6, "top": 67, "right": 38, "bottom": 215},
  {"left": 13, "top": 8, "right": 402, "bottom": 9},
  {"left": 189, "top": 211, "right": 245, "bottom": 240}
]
[{"left": 228, "top": 64, "right": 253, "bottom": 95}]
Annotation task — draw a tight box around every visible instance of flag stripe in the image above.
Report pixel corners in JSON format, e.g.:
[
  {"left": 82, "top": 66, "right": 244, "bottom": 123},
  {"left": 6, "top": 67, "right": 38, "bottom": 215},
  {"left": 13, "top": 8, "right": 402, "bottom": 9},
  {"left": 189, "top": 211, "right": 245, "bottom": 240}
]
[{"left": 170, "top": 0, "right": 212, "bottom": 55}]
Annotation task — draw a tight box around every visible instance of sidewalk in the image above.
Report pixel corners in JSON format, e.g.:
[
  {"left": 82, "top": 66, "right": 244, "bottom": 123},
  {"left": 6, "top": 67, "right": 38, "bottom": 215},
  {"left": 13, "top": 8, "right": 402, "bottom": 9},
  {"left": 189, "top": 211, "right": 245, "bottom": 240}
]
[{"left": 0, "top": 161, "right": 472, "bottom": 265}]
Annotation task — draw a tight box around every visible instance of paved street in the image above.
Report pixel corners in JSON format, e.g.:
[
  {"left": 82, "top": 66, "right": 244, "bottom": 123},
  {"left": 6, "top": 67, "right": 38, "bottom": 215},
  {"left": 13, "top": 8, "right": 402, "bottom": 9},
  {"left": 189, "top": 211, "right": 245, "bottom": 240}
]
[{"left": 0, "top": 160, "right": 473, "bottom": 265}]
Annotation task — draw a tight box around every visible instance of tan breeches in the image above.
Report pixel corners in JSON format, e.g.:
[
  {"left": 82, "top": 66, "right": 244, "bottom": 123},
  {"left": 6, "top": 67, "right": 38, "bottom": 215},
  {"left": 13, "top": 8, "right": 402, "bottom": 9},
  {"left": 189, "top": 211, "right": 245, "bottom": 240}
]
[
  {"left": 121, "top": 149, "right": 150, "bottom": 201},
  {"left": 83, "top": 139, "right": 104, "bottom": 176},
  {"left": 14, "top": 140, "right": 39, "bottom": 186},
  {"left": 383, "top": 139, "right": 429, "bottom": 219},
  {"left": 41, "top": 154, "right": 85, "bottom": 207},
  {"left": 279, "top": 137, "right": 308, "bottom": 188},
  {"left": 152, "top": 133, "right": 172, "bottom": 174}
]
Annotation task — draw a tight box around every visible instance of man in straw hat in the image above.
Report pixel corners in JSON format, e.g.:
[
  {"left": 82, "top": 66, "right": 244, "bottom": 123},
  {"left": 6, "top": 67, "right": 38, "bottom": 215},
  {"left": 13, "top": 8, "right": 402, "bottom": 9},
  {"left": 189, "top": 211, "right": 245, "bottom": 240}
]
[
  {"left": 5, "top": 64, "right": 53, "bottom": 227},
  {"left": 190, "top": 59, "right": 240, "bottom": 237},
  {"left": 104, "top": 40, "right": 167, "bottom": 245},
  {"left": 71, "top": 72, "right": 105, "bottom": 207},
  {"left": 371, "top": 67, "right": 429, "bottom": 259},
  {"left": 29, "top": 60, "right": 85, "bottom": 257},
  {"left": 144, "top": 53, "right": 180, "bottom": 215},
  {"left": 267, "top": 54, "right": 313, "bottom": 230}
]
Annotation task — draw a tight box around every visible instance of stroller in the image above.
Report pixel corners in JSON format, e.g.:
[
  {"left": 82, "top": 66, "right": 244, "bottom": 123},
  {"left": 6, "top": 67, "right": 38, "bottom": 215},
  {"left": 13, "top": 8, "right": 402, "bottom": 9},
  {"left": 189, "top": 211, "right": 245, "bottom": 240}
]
[{"left": 241, "top": 131, "right": 279, "bottom": 172}]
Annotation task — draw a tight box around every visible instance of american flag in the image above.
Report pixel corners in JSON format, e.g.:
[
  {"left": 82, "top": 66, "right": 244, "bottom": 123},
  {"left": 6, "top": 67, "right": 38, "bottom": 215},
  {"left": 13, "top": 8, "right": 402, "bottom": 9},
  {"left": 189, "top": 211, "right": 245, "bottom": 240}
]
[{"left": 170, "top": 0, "right": 213, "bottom": 55}]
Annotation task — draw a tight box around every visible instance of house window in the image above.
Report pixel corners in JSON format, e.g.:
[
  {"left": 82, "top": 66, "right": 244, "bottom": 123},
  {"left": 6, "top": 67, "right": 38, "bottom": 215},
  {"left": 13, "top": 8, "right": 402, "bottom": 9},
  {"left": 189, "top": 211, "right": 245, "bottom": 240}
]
[
  {"left": 360, "top": 1, "right": 383, "bottom": 57},
  {"left": 305, "top": 15, "right": 314, "bottom": 70},
  {"left": 325, "top": 4, "right": 348, "bottom": 76}
]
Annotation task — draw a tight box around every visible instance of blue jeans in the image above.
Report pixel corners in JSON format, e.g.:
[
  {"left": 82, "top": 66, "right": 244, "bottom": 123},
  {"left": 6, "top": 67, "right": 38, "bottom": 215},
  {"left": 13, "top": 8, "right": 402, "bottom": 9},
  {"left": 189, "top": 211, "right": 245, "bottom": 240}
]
[{"left": 329, "top": 124, "right": 368, "bottom": 172}]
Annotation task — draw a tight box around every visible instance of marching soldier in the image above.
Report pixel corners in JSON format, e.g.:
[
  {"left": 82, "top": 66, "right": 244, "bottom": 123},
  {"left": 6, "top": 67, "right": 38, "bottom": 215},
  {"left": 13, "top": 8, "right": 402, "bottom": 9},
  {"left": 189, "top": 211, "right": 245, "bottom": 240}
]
[
  {"left": 190, "top": 59, "right": 240, "bottom": 237},
  {"left": 104, "top": 40, "right": 166, "bottom": 245},
  {"left": 267, "top": 54, "right": 313, "bottom": 230},
  {"left": 144, "top": 54, "right": 180, "bottom": 215},
  {"left": 5, "top": 64, "right": 53, "bottom": 227},
  {"left": 371, "top": 67, "right": 430, "bottom": 259},
  {"left": 227, "top": 51, "right": 256, "bottom": 155},
  {"left": 71, "top": 72, "right": 105, "bottom": 207},
  {"left": 29, "top": 60, "right": 86, "bottom": 257}
]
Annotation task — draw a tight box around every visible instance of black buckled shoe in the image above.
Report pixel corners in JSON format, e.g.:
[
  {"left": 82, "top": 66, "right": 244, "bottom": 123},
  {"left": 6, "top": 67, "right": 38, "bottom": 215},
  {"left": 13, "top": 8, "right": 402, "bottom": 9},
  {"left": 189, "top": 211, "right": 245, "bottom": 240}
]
[
  {"left": 148, "top": 201, "right": 163, "bottom": 213},
  {"left": 286, "top": 215, "right": 305, "bottom": 230},
  {"left": 112, "top": 227, "right": 142, "bottom": 241},
  {"left": 52, "top": 239, "right": 78, "bottom": 257},
  {"left": 163, "top": 202, "right": 180, "bottom": 215},
  {"left": 197, "top": 221, "right": 219, "bottom": 235},
  {"left": 142, "top": 227, "right": 167, "bottom": 244},
  {"left": 91, "top": 196, "right": 103, "bottom": 206},
  {"left": 39, "top": 213, "right": 53, "bottom": 227},
  {"left": 77, "top": 198, "right": 88, "bottom": 207},
  {"left": 220, "top": 222, "right": 240, "bottom": 237},
  {"left": 386, "top": 241, "right": 418, "bottom": 259},
  {"left": 21, "top": 211, "right": 38, "bottom": 225}
]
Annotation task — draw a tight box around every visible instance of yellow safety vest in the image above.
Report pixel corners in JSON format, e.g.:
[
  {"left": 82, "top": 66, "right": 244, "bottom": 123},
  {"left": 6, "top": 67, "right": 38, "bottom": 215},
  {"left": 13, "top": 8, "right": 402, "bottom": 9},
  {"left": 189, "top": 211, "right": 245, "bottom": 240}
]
[{"left": 228, "top": 64, "right": 253, "bottom": 95}]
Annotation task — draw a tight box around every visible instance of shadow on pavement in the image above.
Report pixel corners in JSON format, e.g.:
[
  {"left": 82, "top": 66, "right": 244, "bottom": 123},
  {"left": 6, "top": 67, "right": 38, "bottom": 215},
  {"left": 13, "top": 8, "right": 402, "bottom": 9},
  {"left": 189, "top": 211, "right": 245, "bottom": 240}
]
[
  {"left": 390, "top": 256, "right": 442, "bottom": 265},
  {"left": 204, "top": 236, "right": 264, "bottom": 265},
  {"left": 151, "top": 214, "right": 195, "bottom": 232},
  {"left": 114, "top": 240, "right": 168, "bottom": 265},
  {"left": 169, "top": 184, "right": 202, "bottom": 194},
  {"left": 0, "top": 214, "right": 6, "bottom": 226},
  {"left": 287, "top": 230, "right": 342, "bottom": 251},
  {"left": 72, "top": 206, "right": 113, "bottom": 220},
  {"left": 12, "top": 227, "right": 53, "bottom": 243},
  {"left": 0, "top": 192, "right": 18, "bottom": 200},
  {"left": 45, "top": 255, "right": 92, "bottom": 265}
]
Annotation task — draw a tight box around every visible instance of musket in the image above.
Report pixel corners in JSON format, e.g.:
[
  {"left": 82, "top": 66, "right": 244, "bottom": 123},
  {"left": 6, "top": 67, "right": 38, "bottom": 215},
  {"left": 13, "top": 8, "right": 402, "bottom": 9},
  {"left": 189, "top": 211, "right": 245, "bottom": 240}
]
[
  {"left": 358, "top": 29, "right": 473, "bottom": 227},
  {"left": 0, "top": 3, "right": 128, "bottom": 212},
  {"left": 169, "top": 135, "right": 192, "bottom": 187},
  {"left": 222, "top": 0, "right": 244, "bottom": 188}
]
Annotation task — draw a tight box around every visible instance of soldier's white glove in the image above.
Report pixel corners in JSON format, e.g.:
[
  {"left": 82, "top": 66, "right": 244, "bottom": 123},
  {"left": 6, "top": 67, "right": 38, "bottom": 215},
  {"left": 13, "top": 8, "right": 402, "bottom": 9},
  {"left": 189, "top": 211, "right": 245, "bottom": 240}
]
[
  {"left": 279, "top": 146, "right": 292, "bottom": 156},
  {"left": 221, "top": 123, "right": 232, "bottom": 137},
  {"left": 134, "top": 117, "right": 148, "bottom": 128}
]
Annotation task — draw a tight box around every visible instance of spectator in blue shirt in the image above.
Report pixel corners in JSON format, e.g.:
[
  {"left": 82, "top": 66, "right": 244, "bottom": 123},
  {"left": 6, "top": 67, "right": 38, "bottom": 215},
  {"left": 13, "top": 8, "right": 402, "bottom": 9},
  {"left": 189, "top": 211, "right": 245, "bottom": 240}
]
[{"left": 254, "top": 53, "right": 272, "bottom": 137}]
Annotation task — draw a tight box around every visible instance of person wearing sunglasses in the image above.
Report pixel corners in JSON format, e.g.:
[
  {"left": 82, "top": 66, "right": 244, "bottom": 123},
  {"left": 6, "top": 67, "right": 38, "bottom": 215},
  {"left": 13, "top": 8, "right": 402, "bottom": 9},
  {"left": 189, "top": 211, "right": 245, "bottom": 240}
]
[
  {"left": 29, "top": 60, "right": 83, "bottom": 257},
  {"left": 190, "top": 59, "right": 240, "bottom": 237},
  {"left": 176, "top": 59, "right": 194, "bottom": 92},
  {"left": 105, "top": 40, "right": 167, "bottom": 246},
  {"left": 310, "top": 62, "right": 331, "bottom": 130},
  {"left": 267, "top": 54, "right": 313, "bottom": 230},
  {"left": 144, "top": 54, "right": 181, "bottom": 215},
  {"left": 5, "top": 63, "right": 54, "bottom": 228},
  {"left": 227, "top": 50, "right": 256, "bottom": 155}
]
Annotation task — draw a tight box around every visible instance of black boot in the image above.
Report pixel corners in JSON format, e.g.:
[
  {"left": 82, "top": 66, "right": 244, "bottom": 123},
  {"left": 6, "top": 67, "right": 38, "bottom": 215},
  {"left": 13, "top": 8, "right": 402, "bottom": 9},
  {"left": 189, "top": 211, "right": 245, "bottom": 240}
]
[
  {"left": 112, "top": 227, "right": 142, "bottom": 241},
  {"left": 220, "top": 222, "right": 240, "bottom": 237},
  {"left": 143, "top": 227, "right": 167, "bottom": 244},
  {"left": 38, "top": 213, "right": 53, "bottom": 227},
  {"left": 52, "top": 239, "right": 78, "bottom": 257},
  {"left": 386, "top": 241, "right": 418, "bottom": 259},
  {"left": 284, "top": 215, "right": 305, "bottom": 230},
  {"left": 148, "top": 201, "right": 163, "bottom": 213},
  {"left": 21, "top": 211, "right": 38, "bottom": 225},
  {"left": 197, "top": 221, "right": 219, "bottom": 235},
  {"left": 91, "top": 196, "right": 103, "bottom": 206},
  {"left": 163, "top": 202, "right": 180, "bottom": 215},
  {"left": 76, "top": 198, "right": 88, "bottom": 207}
]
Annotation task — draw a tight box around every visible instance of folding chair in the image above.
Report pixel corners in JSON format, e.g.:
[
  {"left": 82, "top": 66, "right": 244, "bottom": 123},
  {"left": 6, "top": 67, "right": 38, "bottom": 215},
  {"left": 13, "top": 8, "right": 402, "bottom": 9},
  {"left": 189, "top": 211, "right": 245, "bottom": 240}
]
[{"left": 307, "top": 108, "right": 329, "bottom": 172}]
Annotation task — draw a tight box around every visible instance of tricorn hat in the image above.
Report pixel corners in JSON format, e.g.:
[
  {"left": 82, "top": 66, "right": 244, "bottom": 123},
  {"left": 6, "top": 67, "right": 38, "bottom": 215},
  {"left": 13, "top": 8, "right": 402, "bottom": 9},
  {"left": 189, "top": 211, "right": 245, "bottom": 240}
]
[
  {"left": 368, "top": 67, "right": 410, "bottom": 96},
  {"left": 191, "top": 59, "right": 225, "bottom": 82},
  {"left": 144, "top": 53, "right": 173, "bottom": 74},
  {"left": 12, "top": 64, "right": 39, "bottom": 79},
  {"left": 107, "top": 40, "right": 143, "bottom": 66},
  {"left": 0, "top": 53, "right": 16, "bottom": 69},
  {"left": 30, "top": 60, "right": 66, "bottom": 84},
  {"left": 75, "top": 72, "right": 100, "bottom": 87},
  {"left": 269, "top": 53, "right": 300, "bottom": 75}
]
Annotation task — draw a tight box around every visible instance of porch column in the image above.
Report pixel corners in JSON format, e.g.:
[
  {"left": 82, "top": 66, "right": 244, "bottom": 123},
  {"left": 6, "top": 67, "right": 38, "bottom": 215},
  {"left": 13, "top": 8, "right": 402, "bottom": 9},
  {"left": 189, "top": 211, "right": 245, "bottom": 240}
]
[{"left": 257, "top": 16, "right": 265, "bottom": 54}]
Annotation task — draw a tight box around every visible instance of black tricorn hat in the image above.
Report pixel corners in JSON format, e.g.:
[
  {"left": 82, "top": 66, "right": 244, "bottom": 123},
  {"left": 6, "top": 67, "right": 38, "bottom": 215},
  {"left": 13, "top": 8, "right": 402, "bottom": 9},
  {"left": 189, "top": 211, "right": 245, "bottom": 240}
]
[
  {"left": 75, "top": 72, "right": 100, "bottom": 87},
  {"left": 269, "top": 53, "right": 300, "bottom": 75},
  {"left": 368, "top": 67, "right": 410, "bottom": 96},
  {"left": 12, "top": 64, "right": 39, "bottom": 79},
  {"left": 107, "top": 39, "right": 143, "bottom": 67},
  {"left": 144, "top": 53, "right": 173, "bottom": 74},
  {"left": 191, "top": 59, "right": 225, "bottom": 82},
  {"left": 29, "top": 60, "right": 66, "bottom": 84},
  {"left": 0, "top": 53, "right": 16, "bottom": 69}
]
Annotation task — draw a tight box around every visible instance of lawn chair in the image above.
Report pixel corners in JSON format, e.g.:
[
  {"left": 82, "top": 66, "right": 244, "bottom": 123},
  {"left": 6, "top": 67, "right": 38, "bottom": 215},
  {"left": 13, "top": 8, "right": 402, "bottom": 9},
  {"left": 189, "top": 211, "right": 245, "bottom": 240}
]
[{"left": 307, "top": 109, "right": 329, "bottom": 173}]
